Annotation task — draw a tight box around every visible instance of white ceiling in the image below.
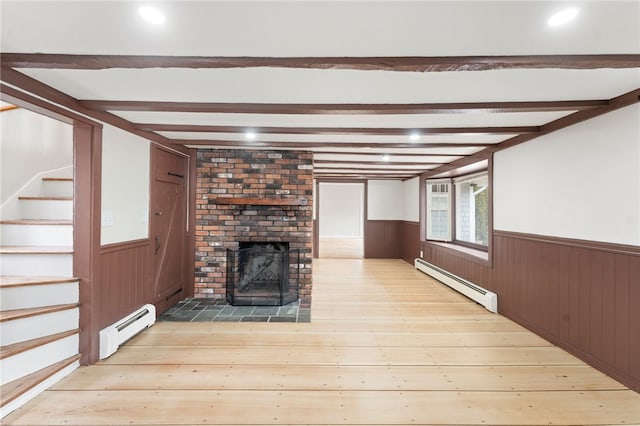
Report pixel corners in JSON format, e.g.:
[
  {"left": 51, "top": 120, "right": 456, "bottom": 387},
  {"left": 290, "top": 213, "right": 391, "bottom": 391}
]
[
  {"left": 111, "top": 111, "right": 572, "bottom": 128},
  {"left": 1, "top": 1, "right": 639, "bottom": 180},
  {"left": 2, "top": 1, "right": 639, "bottom": 56},
  {"left": 156, "top": 132, "right": 512, "bottom": 144},
  {"left": 14, "top": 68, "right": 640, "bottom": 103}
]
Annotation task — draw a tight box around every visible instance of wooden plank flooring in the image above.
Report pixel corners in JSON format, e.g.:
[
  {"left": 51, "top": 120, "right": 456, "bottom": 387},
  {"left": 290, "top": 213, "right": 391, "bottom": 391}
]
[
  {"left": 3, "top": 259, "right": 639, "bottom": 425},
  {"left": 319, "top": 237, "right": 363, "bottom": 258}
]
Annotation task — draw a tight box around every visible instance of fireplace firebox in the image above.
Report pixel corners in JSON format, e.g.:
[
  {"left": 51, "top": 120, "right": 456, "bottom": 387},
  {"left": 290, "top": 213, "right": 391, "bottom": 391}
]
[{"left": 226, "top": 242, "right": 299, "bottom": 306}]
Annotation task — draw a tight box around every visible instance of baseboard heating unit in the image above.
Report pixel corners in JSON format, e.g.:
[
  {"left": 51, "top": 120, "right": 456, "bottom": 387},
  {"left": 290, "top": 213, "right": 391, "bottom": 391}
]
[
  {"left": 99, "top": 304, "right": 156, "bottom": 359},
  {"left": 415, "top": 258, "right": 498, "bottom": 313}
]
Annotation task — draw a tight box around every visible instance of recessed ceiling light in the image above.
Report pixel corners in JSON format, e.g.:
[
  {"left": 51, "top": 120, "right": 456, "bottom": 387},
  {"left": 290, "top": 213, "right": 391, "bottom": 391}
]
[
  {"left": 245, "top": 131, "right": 257, "bottom": 140},
  {"left": 547, "top": 7, "right": 579, "bottom": 27},
  {"left": 382, "top": 154, "right": 391, "bottom": 162},
  {"left": 409, "top": 132, "right": 421, "bottom": 141},
  {"left": 139, "top": 6, "right": 166, "bottom": 25}
]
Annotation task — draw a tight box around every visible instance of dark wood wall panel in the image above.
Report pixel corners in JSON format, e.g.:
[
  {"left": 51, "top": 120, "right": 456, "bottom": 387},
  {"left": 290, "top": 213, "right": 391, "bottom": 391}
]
[
  {"left": 630, "top": 256, "right": 640, "bottom": 383},
  {"left": 616, "top": 254, "right": 632, "bottom": 374},
  {"left": 313, "top": 219, "right": 319, "bottom": 259},
  {"left": 491, "top": 232, "right": 640, "bottom": 392},
  {"left": 412, "top": 228, "right": 640, "bottom": 391},
  {"left": 364, "top": 220, "right": 402, "bottom": 258},
  {"left": 401, "top": 221, "right": 421, "bottom": 264},
  {"left": 421, "top": 242, "right": 491, "bottom": 288},
  {"left": 99, "top": 239, "right": 151, "bottom": 330}
]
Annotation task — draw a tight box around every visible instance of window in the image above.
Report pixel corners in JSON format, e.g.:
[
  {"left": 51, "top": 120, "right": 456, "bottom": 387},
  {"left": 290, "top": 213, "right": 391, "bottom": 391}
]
[
  {"left": 425, "top": 181, "right": 451, "bottom": 241},
  {"left": 425, "top": 171, "right": 489, "bottom": 249},
  {"left": 454, "top": 173, "right": 489, "bottom": 246}
]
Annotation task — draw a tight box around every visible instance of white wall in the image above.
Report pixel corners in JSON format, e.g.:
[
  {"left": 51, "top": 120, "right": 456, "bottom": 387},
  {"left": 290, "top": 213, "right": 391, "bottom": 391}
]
[
  {"left": 494, "top": 104, "right": 640, "bottom": 246},
  {"left": 401, "top": 177, "right": 420, "bottom": 222},
  {"left": 318, "top": 182, "right": 363, "bottom": 237},
  {"left": 0, "top": 108, "right": 72, "bottom": 204},
  {"left": 101, "top": 125, "right": 150, "bottom": 245},
  {"left": 367, "top": 180, "right": 404, "bottom": 220}
]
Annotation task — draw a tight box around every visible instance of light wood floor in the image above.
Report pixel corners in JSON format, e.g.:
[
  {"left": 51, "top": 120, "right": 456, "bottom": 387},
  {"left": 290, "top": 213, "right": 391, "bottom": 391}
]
[
  {"left": 4, "top": 259, "right": 639, "bottom": 425},
  {"left": 319, "top": 237, "right": 363, "bottom": 258}
]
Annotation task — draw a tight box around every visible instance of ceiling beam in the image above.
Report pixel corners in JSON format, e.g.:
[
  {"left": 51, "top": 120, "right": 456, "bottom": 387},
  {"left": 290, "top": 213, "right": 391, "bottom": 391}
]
[
  {"left": 313, "top": 170, "right": 420, "bottom": 178},
  {"left": 315, "top": 170, "right": 415, "bottom": 173},
  {"left": 79, "top": 99, "right": 606, "bottom": 114},
  {"left": 315, "top": 166, "right": 433, "bottom": 172},
  {"left": 176, "top": 140, "right": 491, "bottom": 149},
  {"left": 314, "top": 173, "right": 415, "bottom": 180},
  {"left": 313, "top": 151, "right": 466, "bottom": 157},
  {"left": 3, "top": 54, "right": 640, "bottom": 72},
  {"left": 137, "top": 123, "right": 536, "bottom": 135},
  {"left": 0, "top": 67, "right": 186, "bottom": 153},
  {"left": 0, "top": 83, "right": 96, "bottom": 126},
  {"left": 422, "top": 87, "right": 640, "bottom": 178},
  {"left": 314, "top": 160, "right": 443, "bottom": 166}
]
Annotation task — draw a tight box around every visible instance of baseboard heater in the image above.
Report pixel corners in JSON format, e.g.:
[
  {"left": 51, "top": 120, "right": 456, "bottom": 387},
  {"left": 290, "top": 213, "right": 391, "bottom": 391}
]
[
  {"left": 99, "top": 304, "right": 156, "bottom": 359},
  {"left": 414, "top": 258, "right": 498, "bottom": 313}
]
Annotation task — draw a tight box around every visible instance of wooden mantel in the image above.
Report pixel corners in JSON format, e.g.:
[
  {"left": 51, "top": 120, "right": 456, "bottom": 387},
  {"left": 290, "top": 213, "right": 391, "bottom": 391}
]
[{"left": 213, "top": 197, "right": 305, "bottom": 206}]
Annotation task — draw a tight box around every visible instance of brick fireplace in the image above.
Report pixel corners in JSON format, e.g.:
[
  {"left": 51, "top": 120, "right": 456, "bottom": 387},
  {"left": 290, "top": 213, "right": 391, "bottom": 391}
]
[{"left": 194, "top": 149, "right": 313, "bottom": 308}]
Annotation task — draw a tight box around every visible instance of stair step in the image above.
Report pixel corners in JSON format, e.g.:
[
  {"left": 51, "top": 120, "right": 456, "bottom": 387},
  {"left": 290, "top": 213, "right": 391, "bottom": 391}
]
[
  {"left": 0, "top": 105, "right": 19, "bottom": 113},
  {"left": 0, "top": 329, "right": 79, "bottom": 360},
  {"left": 18, "top": 196, "right": 72, "bottom": 201},
  {"left": 0, "top": 330, "right": 79, "bottom": 385},
  {"left": 0, "top": 354, "right": 80, "bottom": 409},
  {"left": 0, "top": 220, "right": 71, "bottom": 225},
  {"left": 42, "top": 178, "right": 73, "bottom": 182},
  {"left": 1, "top": 276, "right": 79, "bottom": 311},
  {"left": 41, "top": 178, "right": 73, "bottom": 197},
  {"left": 0, "top": 246, "right": 73, "bottom": 254},
  {"left": 0, "top": 305, "right": 79, "bottom": 346},
  {"left": 0, "top": 304, "right": 78, "bottom": 323},
  {"left": 0, "top": 222, "right": 73, "bottom": 248},
  {"left": 0, "top": 251, "right": 73, "bottom": 276},
  {"left": 20, "top": 197, "right": 73, "bottom": 220},
  {"left": 0, "top": 276, "right": 78, "bottom": 288}
]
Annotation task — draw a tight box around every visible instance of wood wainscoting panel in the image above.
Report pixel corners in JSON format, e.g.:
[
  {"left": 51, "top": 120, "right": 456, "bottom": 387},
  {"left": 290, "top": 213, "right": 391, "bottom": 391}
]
[
  {"left": 491, "top": 231, "right": 640, "bottom": 392},
  {"left": 421, "top": 242, "right": 491, "bottom": 288},
  {"left": 419, "top": 231, "right": 640, "bottom": 392},
  {"left": 364, "top": 220, "right": 402, "bottom": 258},
  {"left": 401, "top": 221, "right": 420, "bottom": 264},
  {"left": 630, "top": 255, "right": 640, "bottom": 384},
  {"left": 99, "top": 239, "right": 152, "bottom": 330}
]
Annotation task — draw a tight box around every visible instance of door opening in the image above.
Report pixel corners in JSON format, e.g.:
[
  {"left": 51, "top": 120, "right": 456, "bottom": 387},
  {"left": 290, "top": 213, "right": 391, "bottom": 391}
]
[{"left": 318, "top": 182, "right": 365, "bottom": 258}]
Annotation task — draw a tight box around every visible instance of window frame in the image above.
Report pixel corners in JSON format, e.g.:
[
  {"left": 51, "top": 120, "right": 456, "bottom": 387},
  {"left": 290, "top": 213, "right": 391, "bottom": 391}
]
[
  {"left": 424, "top": 179, "right": 453, "bottom": 242},
  {"left": 452, "top": 171, "right": 490, "bottom": 251},
  {"left": 420, "top": 157, "right": 493, "bottom": 263}
]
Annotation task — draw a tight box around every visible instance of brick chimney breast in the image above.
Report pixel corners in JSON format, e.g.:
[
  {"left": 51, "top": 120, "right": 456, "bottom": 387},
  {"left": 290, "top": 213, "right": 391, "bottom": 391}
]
[{"left": 194, "top": 149, "right": 313, "bottom": 308}]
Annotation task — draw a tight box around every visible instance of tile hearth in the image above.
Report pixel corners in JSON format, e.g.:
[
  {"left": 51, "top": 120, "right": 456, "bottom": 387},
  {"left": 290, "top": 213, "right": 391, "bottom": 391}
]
[{"left": 158, "top": 298, "right": 310, "bottom": 323}]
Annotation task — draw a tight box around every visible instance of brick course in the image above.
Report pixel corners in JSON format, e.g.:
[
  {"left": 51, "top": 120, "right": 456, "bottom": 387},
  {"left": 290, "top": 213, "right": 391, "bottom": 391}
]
[{"left": 195, "top": 149, "right": 313, "bottom": 307}]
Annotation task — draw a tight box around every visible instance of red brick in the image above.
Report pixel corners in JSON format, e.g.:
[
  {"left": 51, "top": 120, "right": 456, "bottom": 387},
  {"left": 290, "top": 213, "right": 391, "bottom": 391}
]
[{"left": 195, "top": 149, "right": 314, "bottom": 307}]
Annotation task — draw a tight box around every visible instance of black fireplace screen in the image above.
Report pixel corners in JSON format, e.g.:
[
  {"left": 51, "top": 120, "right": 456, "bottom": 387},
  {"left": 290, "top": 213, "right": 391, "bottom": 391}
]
[{"left": 226, "top": 242, "right": 299, "bottom": 306}]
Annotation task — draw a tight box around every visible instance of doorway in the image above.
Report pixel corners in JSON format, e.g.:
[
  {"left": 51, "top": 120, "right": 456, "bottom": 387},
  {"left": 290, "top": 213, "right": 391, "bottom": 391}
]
[
  {"left": 318, "top": 182, "right": 365, "bottom": 258},
  {"left": 0, "top": 92, "right": 103, "bottom": 363}
]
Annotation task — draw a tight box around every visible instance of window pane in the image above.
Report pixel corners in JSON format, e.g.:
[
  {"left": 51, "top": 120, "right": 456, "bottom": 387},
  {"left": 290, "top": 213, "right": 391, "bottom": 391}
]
[
  {"left": 426, "top": 182, "right": 451, "bottom": 241},
  {"left": 455, "top": 174, "right": 489, "bottom": 246}
]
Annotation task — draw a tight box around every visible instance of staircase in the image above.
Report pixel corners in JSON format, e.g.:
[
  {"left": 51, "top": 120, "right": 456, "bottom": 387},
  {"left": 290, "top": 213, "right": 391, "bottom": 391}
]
[{"left": 0, "top": 176, "right": 80, "bottom": 418}]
